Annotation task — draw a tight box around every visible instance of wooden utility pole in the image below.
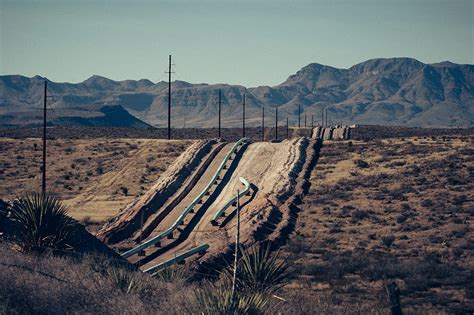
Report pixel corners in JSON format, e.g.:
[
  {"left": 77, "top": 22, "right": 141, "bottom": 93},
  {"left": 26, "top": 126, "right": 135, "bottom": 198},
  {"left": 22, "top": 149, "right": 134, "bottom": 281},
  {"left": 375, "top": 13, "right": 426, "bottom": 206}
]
[
  {"left": 231, "top": 190, "right": 241, "bottom": 306},
  {"left": 242, "top": 93, "right": 246, "bottom": 138},
  {"left": 218, "top": 89, "right": 221, "bottom": 138},
  {"left": 325, "top": 107, "right": 329, "bottom": 127},
  {"left": 167, "top": 55, "right": 172, "bottom": 140},
  {"left": 311, "top": 114, "right": 314, "bottom": 128},
  {"left": 304, "top": 113, "right": 307, "bottom": 127},
  {"left": 275, "top": 107, "right": 278, "bottom": 140},
  {"left": 42, "top": 80, "right": 47, "bottom": 195},
  {"left": 262, "top": 106, "right": 265, "bottom": 141},
  {"left": 298, "top": 104, "right": 301, "bottom": 128}
]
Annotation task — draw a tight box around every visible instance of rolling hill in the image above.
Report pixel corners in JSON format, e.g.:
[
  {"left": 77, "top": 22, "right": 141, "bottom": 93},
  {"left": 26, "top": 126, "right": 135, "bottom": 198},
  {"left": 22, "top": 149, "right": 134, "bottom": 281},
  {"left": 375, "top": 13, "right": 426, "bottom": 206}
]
[{"left": 1, "top": 58, "right": 472, "bottom": 128}]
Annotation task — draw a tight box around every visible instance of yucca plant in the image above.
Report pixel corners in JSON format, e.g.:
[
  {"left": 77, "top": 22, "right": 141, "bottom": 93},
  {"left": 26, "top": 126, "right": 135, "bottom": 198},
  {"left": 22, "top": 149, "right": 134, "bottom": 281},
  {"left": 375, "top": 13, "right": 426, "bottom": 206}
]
[
  {"left": 195, "top": 281, "right": 268, "bottom": 315},
  {"left": 9, "top": 193, "right": 75, "bottom": 251},
  {"left": 153, "top": 265, "right": 189, "bottom": 283},
  {"left": 109, "top": 267, "right": 140, "bottom": 294},
  {"left": 225, "top": 243, "right": 288, "bottom": 294}
]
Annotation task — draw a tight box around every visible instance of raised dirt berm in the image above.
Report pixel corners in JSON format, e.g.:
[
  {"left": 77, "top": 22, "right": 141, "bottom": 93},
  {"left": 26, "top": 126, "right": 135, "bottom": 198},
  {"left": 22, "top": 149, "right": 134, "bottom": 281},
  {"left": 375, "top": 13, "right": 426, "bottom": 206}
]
[
  {"left": 322, "top": 127, "right": 334, "bottom": 140},
  {"left": 313, "top": 126, "right": 350, "bottom": 140},
  {"left": 128, "top": 139, "right": 251, "bottom": 267},
  {"left": 97, "top": 139, "right": 215, "bottom": 244},
  {"left": 311, "top": 126, "right": 322, "bottom": 139},
  {"left": 185, "top": 138, "right": 312, "bottom": 274},
  {"left": 130, "top": 142, "right": 228, "bottom": 244}
]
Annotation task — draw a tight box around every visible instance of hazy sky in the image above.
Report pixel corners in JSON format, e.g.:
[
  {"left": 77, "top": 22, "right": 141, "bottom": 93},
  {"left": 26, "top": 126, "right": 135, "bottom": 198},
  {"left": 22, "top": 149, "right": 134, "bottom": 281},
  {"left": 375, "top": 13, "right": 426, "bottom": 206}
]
[{"left": 1, "top": 0, "right": 472, "bottom": 87}]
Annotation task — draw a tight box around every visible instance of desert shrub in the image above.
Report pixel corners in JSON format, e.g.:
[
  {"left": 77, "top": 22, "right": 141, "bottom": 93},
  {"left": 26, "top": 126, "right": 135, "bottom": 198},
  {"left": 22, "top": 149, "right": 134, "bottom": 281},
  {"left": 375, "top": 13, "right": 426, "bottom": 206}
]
[
  {"left": 286, "top": 235, "right": 309, "bottom": 255},
  {"left": 421, "top": 199, "right": 434, "bottom": 208},
  {"left": 401, "top": 203, "right": 410, "bottom": 211},
  {"left": 96, "top": 165, "right": 104, "bottom": 174},
  {"left": 119, "top": 186, "right": 129, "bottom": 196},
  {"left": 381, "top": 235, "right": 395, "bottom": 248},
  {"left": 9, "top": 193, "right": 75, "bottom": 251},
  {"left": 428, "top": 235, "right": 443, "bottom": 244},
  {"left": 452, "top": 195, "right": 467, "bottom": 205},
  {"left": 351, "top": 209, "right": 370, "bottom": 222},
  {"left": 396, "top": 215, "right": 408, "bottom": 224},
  {"left": 354, "top": 159, "right": 369, "bottom": 168}
]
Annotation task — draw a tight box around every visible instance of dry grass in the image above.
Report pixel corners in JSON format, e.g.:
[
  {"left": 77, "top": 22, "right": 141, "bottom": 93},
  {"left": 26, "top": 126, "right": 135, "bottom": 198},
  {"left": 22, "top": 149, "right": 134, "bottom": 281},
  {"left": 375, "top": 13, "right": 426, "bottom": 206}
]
[
  {"left": 281, "top": 135, "right": 473, "bottom": 313},
  {"left": 0, "top": 242, "right": 196, "bottom": 314},
  {"left": 0, "top": 138, "right": 192, "bottom": 224}
]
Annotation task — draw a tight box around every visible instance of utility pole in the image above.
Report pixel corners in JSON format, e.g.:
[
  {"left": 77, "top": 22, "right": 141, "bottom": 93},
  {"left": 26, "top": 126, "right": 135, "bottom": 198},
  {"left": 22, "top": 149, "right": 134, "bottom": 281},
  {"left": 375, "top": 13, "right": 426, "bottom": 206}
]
[
  {"left": 325, "top": 107, "right": 329, "bottom": 127},
  {"left": 286, "top": 117, "right": 289, "bottom": 138},
  {"left": 311, "top": 114, "right": 314, "bottom": 128},
  {"left": 242, "top": 93, "right": 246, "bottom": 138},
  {"left": 167, "top": 55, "right": 172, "bottom": 140},
  {"left": 304, "top": 113, "right": 307, "bottom": 128},
  {"left": 262, "top": 106, "right": 265, "bottom": 141},
  {"left": 322, "top": 107, "right": 324, "bottom": 127},
  {"left": 298, "top": 104, "right": 301, "bottom": 128},
  {"left": 42, "top": 80, "right": 47, "bottom": 195},
  {"left": 218, "top": 89, "right": 221, "bottom": 138},
  {"left": 231, "top": 189, "right": 241, "bottom": 307},
  {"left": 275, "top": 106, "right": 278, "bottom": 140}
]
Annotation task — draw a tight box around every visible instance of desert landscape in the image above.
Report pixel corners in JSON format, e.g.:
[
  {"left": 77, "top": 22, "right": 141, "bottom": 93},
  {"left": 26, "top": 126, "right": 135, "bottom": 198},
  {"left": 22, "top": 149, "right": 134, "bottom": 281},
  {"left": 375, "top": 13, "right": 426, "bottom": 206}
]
[
  {"left": 1, "top": 0, "right": 473, "bottom": 314},
  {"left": 1, "top": 124, "right": 472, "bottom": 314}
]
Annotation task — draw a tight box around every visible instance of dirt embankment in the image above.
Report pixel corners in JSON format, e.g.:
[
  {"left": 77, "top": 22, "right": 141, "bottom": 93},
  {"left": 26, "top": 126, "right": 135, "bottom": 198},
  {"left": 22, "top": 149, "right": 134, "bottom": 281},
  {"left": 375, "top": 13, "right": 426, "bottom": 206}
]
[
  {"left": 130, "top": 142, "right": 228, "bottom": 244},
  {"left": 97, "top": 140, "right": 215, "bottom": 244},
  {"left": 196, "top": 137, "right": 320, "bottom": 276}
]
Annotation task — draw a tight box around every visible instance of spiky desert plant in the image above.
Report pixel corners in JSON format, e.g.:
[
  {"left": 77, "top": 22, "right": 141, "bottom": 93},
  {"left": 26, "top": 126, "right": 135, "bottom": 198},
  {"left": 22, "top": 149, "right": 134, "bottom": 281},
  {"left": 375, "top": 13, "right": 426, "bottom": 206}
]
[
  {"left": 153, "top": 265, "right": 189, "bottom": 283},
  {"left": 195, "top": 281, "right": 268, "bottom": 315},
  {"left": 225, "top": 243, "right": 288, "bottom": 294},
  {"left": 9, "top": 193, "right": 74, "bottom": 250},
  {"left": 109, "top": 267, "right": 140, "bottom": 294}
]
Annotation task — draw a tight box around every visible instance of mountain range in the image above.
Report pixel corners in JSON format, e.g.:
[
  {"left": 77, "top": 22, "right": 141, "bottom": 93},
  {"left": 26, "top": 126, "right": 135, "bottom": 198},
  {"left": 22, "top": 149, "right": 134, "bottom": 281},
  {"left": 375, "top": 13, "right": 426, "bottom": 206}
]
[{"left": 1, "top": 58, "right": 473, "bottom": 128}]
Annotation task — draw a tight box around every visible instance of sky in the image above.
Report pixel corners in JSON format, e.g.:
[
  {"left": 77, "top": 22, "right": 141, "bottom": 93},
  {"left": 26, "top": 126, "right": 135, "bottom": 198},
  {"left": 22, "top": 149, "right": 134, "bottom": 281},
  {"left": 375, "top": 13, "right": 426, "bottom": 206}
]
[{"left": 1, "top": 0, "right": 472, "bottom": 87}]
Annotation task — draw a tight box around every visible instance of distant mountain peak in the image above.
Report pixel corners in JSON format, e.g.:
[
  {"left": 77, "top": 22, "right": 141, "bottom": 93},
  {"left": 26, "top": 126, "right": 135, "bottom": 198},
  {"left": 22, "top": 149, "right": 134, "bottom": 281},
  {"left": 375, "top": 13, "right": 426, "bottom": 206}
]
[{"left": 83, "top": 75, "right": 116, "bottom": 83}]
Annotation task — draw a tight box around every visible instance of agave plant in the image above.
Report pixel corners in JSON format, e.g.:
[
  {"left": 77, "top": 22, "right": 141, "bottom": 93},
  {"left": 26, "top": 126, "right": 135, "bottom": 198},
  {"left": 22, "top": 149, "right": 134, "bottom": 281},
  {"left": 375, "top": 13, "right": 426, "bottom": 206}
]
[
  {"left": 9, "top": 193, "right": 75, "bottom": 250},
  {"left": 225, "top": 243, "right": 289, "bottom": 294}
]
